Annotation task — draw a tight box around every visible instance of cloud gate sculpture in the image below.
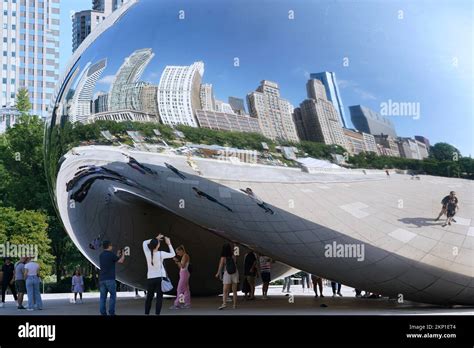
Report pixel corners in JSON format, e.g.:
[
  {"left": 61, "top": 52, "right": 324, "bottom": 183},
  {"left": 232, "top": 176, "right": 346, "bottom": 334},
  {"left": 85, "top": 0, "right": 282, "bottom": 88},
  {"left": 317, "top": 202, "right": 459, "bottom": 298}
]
[{"left": 45, "top": 0, "right": 474, "bottom": 304}]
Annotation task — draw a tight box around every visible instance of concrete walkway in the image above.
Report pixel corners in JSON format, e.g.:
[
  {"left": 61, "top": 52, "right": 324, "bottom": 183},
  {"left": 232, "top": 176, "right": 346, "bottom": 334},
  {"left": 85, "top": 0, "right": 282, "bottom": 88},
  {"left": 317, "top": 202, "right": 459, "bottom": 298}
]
[{"left": 1, "top": 286, "right": 472, "bottom": 316}]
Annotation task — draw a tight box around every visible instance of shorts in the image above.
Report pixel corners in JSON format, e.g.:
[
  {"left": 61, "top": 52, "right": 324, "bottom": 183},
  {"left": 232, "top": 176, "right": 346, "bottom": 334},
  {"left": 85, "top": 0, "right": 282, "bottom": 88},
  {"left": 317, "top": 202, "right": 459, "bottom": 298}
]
[
  {"left": 15, "top": 280, "right": 26, "bottom": 293},
  {"left": 223, "top": 270, "right": 239, "bottom": 285},
  {"left": 261, "top": 272, "right": 271, "bottom": 283}
]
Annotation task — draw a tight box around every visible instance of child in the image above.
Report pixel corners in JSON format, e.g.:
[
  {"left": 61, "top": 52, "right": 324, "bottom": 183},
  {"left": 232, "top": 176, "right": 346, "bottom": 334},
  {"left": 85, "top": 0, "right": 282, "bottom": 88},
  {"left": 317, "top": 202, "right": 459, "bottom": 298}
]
[{"left": 72, "top": 270, "right": 84, "bottom": 303}]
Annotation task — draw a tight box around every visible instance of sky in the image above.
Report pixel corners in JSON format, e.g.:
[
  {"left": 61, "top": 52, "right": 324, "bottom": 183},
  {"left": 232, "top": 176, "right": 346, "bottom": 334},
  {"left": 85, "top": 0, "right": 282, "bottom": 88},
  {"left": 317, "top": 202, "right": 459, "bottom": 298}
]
[{"left": 59, "top": 0, "right": 473, "bottom": 156}]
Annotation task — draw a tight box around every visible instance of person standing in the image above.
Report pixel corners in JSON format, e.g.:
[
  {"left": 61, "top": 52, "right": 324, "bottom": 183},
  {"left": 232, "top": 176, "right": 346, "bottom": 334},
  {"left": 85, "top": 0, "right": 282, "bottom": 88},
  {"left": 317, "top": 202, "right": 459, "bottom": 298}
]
[
  {"left": 311, "top": 274, "right": 324, "bottom": 298},
  {"left": 282, "top": 275, "right": 292, "bottom": 293},
  {"left": 143, "top": 234, "right": 175, "bottom": 315},
  {"left": 301, "top": 272, "right": 310, "bottom": 292},
  {"left": 170, "top": 245, "right": 191, "bottom": 309},
  {"left": 331, "top": 281, "right": 342, "bottom": 297},
  {"left": 14, "top": 257, "right": 27, "bottom": 310},
  {"left": 1, "top": 258, "right": 18, "bottom": 308},
  {"left": 243, "top": 251, "right": 258, "bottom": 300},
  {"left": 72, "top": 270, "right": 84, "bottom": 304},
  {"left": 259, "top": 255, "right": 272, "bottom": 300},
  {"left": 436, "top": 191, "right": 458, "bottom": 222},
  {"left": 24, "top": 258, "right": 42, "bottom": 311},
  {"left": 215, "top": 243, "right": 239, "bottom": 310},
  {"left": 443, "top": 196, "right": 459, "bottom": 227},
  {"left": 99, "top": 241, "right": 125, "bottom": 316}
]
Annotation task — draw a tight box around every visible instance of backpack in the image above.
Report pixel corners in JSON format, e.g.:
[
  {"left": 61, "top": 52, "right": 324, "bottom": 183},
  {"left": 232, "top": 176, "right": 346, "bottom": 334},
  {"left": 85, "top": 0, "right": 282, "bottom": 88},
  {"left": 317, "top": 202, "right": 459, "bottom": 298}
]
[{"left": 225, "top": 257, "right": 236, "bottom": 275}]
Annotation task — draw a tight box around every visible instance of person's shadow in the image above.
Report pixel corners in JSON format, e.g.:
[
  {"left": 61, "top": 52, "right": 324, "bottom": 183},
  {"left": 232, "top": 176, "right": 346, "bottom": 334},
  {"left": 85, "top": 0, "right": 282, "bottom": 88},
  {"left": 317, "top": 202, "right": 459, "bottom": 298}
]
[{"left": 398, "top": 217, "right": 441, "bottom": 228}]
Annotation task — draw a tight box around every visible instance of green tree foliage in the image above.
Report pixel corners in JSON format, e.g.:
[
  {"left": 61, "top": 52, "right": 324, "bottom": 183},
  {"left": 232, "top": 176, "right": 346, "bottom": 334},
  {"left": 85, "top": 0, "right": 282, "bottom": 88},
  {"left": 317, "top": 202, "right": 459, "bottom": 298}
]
[
  {"left": 429, "top": 143, "right": 461, "bottom": 161},
  {"left": 0, "top": 206, "right": 54, "bottom": 275},
  {"left": 15, "top": 88, "right": 32, "bottom": 113}
]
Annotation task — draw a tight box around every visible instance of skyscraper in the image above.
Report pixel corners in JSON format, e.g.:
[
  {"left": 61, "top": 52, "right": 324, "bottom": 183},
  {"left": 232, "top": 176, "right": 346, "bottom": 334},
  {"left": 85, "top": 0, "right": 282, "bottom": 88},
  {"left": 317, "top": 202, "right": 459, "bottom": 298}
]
[
  {"left": 350, "top": 105, "right": 397, "bottom": 138},
  {"left": 297, "top": 79, "right": 347, "bottom": 148},
  {"left": 0, "top": 0, "right": 60, "bottom": 117},
  {"left": 247, "top": 80, "right": 299, "bottom": 142},
  {"left": 108, "top": 48, "right": 154, "bottom": 111},
  {"left": 70, "top": 59, "right": 107, "bottom": 123},
  {"left": 200, "top": 84, "right": 215, "bottom": 111},
  {"left": 157, "top": 61, "right": 204, "bottom": 127},
  {"left": 73, "top": 0, "right": 128, "bottom": 52},
  {"left": 310, "top": 72, "right": 347, "bottom": 128}
]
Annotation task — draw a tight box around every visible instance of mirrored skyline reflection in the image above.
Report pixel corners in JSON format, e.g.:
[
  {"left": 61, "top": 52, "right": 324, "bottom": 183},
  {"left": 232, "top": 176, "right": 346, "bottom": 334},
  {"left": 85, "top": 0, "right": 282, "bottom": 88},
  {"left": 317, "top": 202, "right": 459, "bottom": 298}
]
[{"left": 56, "top": 0, "right": 472, "bottom": 154}]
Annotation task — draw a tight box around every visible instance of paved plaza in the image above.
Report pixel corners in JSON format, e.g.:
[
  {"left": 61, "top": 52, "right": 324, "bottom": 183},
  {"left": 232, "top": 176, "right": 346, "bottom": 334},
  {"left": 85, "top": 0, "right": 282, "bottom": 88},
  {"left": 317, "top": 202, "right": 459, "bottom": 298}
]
[{"left": 1, "top": 286, "right": 472, "bottom": 316}]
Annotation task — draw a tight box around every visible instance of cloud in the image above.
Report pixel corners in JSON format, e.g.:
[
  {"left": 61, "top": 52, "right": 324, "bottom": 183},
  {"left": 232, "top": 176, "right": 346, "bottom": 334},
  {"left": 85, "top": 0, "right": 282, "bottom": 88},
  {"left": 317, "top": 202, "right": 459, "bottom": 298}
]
[
  {"left": 338, "top": 79, "right": 376, "bottom": 100},
  {"left": 97, "top": 75, "right": 115, "bottom": 86}
]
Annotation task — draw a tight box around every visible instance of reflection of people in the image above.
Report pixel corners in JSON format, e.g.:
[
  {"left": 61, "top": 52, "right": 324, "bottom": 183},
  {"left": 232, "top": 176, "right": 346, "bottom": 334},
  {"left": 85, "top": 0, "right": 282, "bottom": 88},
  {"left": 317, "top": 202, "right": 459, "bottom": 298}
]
[
  {"left": 170, "top": 245, "right": 191, "bottom": 309},
  {"left": 243, "top": 251, "right": 258, "bottom": 300},
  {"left": 99, "top": 241, "right": 125, "bottom": 315},
  {"left": 215, "top": 243, "right": 239, "bottom": 310},
  {"left": 72, "top": 270, "right": 84, "bottom": 304},
  {"left": 301, "top": 272, "right": 310, "bottom": 292},
  {"left": 123, "top": 153, "right": 157, "bottom": 175},
  {"left": 143, "top": 234, "right": 175, "bottom": 315},
  {"left": 331, "top": 281, "right": 342, "bottom": 297},
  {"left": 1, "top": 258, "right": 18, "bottom": 308},
  {"left": 436, "top": 191, "right": 458, "bottom": 222},
  {"left": 240, "top": 188, "right": 274, "bottom": 214},
  {"left": 24, "top": 258, "right": 42, "bottom": 311},
  {"left": 193, "top": 187, "right": 233, "bottom": 212},
  {"left": 165, "top": 162, "right": 186, "bottom": 180},
  {"left": 282, "top": 276, "right": 291, "bottom": 293}
]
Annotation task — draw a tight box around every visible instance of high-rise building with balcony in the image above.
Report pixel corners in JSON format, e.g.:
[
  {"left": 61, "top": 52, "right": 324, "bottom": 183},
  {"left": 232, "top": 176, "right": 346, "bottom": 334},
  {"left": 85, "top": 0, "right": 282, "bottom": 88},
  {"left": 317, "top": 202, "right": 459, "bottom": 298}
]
[
  {"left": 157, "top": 61, "right": 204, "bottom": 127},
  {"left": 247, "top": 80, "right": 299, "bottom": 142},
  {"left": 0, "top": 0, "right": 60, "bottom": 117}
]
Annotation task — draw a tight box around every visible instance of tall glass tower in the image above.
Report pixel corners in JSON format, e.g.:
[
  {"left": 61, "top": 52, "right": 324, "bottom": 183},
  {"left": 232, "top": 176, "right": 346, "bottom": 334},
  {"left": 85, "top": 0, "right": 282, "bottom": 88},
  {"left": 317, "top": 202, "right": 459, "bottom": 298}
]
[
  {"left": 310, "top": 72, "right": 347, "bottom": 128},
  {"left": 0, "top": 0, "right": 60, "bottom": 117}
]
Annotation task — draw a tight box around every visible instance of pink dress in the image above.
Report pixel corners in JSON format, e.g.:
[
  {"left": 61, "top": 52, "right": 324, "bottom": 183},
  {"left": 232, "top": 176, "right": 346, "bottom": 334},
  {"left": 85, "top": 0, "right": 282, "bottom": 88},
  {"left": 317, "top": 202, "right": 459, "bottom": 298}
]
[{"left": 174, "top": 259, "right": 191, "bottom": 307}]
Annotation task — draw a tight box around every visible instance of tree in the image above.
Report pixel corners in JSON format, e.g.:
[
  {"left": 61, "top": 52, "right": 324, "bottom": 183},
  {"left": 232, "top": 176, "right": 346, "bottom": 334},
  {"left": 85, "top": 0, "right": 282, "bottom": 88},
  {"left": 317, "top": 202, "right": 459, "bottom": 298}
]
[
  {"left": 0, "top": 207, "right": 54, "bottom": 275},
  {"left": 429, "top": 143, "right": 461, "bottom": 161},
  {"left": 15, "top": 88, "right": 32, "bottom": 113}
]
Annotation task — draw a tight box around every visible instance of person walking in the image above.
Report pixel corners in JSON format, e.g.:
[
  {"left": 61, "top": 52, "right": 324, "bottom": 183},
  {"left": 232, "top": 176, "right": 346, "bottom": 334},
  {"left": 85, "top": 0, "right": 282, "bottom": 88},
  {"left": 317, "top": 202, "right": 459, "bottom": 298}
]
[
  {"left": 259, "top": 255, "right": 273, "bottom": 299},
  {"left": 99, "top": 241, "right": 125, "bottom": 316},
  {"left": 1, "top": 258, "right": 18, "bottom": 308},
  {"left": 240, "top": 188, "right": 275, "bottom": 214},
  {"left": 24, "top": 258, "right": 42, "bottom": 311},
  {"left": 311, "top": 274, "right": 324, "bottom": 298},
  {"left": 170, "top": 245, "right": 191, "bottom": 309},
  {"left": 143, "top": 234, "right": 175, "bottom": 315},
  {"left": 282, "top": 275, "right": 292, "bottom": 293},
  {"left": 215, "top": 243, "right": 239, "bottom": 310},
  {"left": 72, "top": 270, "right": 84, "bottom": 304},
  {"left": 301, "top": 272, "right": 310, "bottom": 292},
  {"left": 14, "top": 257, "right": 27, "bottom": 310}
]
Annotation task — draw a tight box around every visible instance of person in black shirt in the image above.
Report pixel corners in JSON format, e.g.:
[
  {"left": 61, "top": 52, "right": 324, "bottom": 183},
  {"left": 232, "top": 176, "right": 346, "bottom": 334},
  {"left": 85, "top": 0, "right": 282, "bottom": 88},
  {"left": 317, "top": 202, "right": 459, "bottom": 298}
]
[
  {"left": 1, "top": 258, "right": 18, "bottom": 308},
  {"left": 99, "top": 241, "right": 125, "bottom": 315},
  {"left": 443, "top": 197, "right": 459, "bottom": 227},
  {"left": 243, "top": 252, "right": 258, "bottom": 300},
  {"left": 435, "top": 191, "right": 458, "bottom": 222}
]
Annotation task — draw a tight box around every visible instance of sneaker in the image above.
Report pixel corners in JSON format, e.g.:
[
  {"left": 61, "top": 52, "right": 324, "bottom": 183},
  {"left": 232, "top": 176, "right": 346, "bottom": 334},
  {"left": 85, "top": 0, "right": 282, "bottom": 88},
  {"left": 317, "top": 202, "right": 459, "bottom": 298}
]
[
  {"left": 17, "top": 305, "right": 26, "bottom": 310},
  {"left": 218, "top": 304, "right": 226, "bottom": 310},
  {"left": 26, "top": 308, "right": 34, "bottom": 311},
  {"left": 337, "top": 292, "right": 343, "bottom": 297},
  {"left": 314, "top": 295, "right": 319, "bottom": 298},
  {"left": 452, "top": 219, "right": 457, "bottom": 223},
  {"left": 320, "top": 295, "right": 325, "bottom": 298}
]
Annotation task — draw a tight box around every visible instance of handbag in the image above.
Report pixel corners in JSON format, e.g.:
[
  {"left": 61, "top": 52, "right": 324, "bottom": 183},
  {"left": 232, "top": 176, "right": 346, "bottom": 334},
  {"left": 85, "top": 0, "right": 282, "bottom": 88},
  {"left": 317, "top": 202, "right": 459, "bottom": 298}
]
[{"left": 160, "top": 252, "right": 173, "bottom": 293}]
